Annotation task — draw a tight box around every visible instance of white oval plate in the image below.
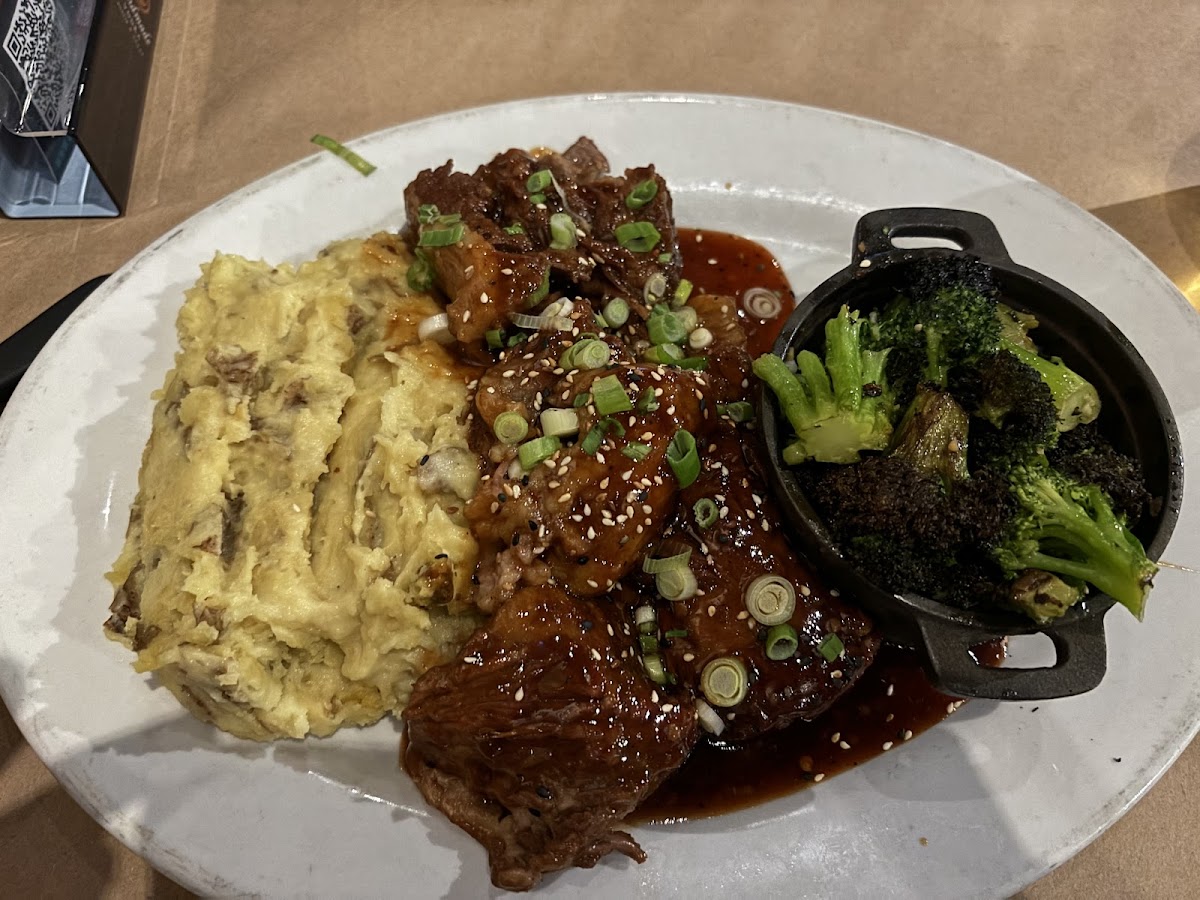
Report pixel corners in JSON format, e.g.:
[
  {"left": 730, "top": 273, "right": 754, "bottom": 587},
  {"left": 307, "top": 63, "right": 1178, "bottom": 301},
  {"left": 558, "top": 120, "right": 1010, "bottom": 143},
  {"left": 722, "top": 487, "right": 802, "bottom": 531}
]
[{"left": 1, "top": 94, "right": 1198, "bottom": 899}]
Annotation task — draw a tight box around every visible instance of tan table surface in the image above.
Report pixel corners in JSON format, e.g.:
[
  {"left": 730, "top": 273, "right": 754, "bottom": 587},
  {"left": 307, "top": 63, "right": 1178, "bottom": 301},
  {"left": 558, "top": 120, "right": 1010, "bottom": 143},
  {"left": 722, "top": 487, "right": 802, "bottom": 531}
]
[{"left": 3, "top": 2, "right": 1199, "bottom": 896}]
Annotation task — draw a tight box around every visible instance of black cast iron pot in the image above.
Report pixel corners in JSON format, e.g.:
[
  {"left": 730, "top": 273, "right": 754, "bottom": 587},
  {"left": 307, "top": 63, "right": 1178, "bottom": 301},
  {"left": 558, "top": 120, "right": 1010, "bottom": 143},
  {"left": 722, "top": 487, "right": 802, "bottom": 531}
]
[{"left": 758, "top": 208, "right": 1184, "bottom": 700}]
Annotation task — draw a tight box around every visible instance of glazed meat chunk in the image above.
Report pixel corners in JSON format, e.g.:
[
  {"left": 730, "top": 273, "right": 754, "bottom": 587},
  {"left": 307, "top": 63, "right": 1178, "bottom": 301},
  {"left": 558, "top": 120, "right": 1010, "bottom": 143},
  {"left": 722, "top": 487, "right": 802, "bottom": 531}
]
[
  {"left": 653, "top": 422, "right": 880, "bottom": 741},
  {"left": 466, "top": 363, "right": 709, "bottom": 609},
  {"left": 403, "top": 585, "right": 699, "bottom": 892}
]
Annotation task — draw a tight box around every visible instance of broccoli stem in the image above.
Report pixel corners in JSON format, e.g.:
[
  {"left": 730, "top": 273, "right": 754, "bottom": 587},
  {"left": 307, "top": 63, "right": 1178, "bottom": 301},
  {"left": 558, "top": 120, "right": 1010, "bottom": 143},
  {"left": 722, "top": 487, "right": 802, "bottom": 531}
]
[
  {"left": 1001, "top": 339, "right": 1100, "bottom": 432},
  {"left": 995, "top": 471, "right": 1157, "bottom": 620},
  {"left": 755, "top": 306, "right": 895, "bottom": 465}
]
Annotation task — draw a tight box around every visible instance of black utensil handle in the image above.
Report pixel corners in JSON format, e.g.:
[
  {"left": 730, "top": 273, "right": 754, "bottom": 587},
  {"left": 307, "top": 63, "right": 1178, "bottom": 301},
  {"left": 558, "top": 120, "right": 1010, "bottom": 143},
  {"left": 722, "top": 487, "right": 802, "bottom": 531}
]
[
  {"left": 917, "top": 613, "right": 1108, "bottom": 700},
  {"left": 851, "top": 208, "right": 1013, "bottom": 266},
  {"left": 0, "top": 274, "right": 110, "bottom": 413}
]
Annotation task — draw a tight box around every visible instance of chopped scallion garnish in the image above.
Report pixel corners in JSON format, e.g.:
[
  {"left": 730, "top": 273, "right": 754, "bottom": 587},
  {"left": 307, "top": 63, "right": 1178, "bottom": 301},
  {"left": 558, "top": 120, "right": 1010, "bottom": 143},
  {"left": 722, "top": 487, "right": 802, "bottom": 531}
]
[
  {"left": 580, "top": 423, "right": 607, "bottom": 455},
  {"left": 506, "top": 333, "right": 527, "bottom": 347},
  {"left": 621, "top": 442, "right": 651, "bottom": 462},
  {"left": 717, "top": 401, "right": 755, "bottom": 423},
  {"left": 406, "top": 254, "right": 434, "bottom": 292},
  {"left": 642, "top": 343, "right": 684, "bottom": 365},
  {"left": 417, "top": 223, "right": 465, "bottom": 247},
  {"left": 573, "top": 392, "right": 592, "bottom": 408},
  {"left": 592, "top": 374, "right": 633, "bottom": 415},
  {"left": 614, "top": 221, "right": 662, "bottom": 253},
  {"left": 700, "top": 656, "right": 748, "bottom": 707},
  {"left": 657, "top": 251, "right": 673, "bottom": 264},
  {"left": 656, "top": 567, "right": 698, "bottom": 601},
  {"left": 648, "top": 309, "right": 688, "bottom": 346},
  {"left": 675, "top": 356, "right": 709, "bottom": 371},
  {"left": 602, "top": 297, "right": 630, "bottom": 328},
  {"left": 517, "top": 434, "right": 561, "bottom": 469},
  {"left": 663, "top": 628, "right": 689, "bottom": 639},
  {"left": 529, "top": 192, "right": 546, "bottom": 204},
  {"left": 667, "top": 429, "right": 700, "bottom": 488},
  {"left": 818, "top": 633, "right": 845, "bottom": 662},
  {"left": 559, "top": 339, "right": 610, "bottom": 371},
  {"left": 693, "top": 498, "right": 718, "bottom": 529},
  {"left": 526, "top": 169, "right": 553, "bottom": 193},
  {"left": 639, "top": 633, "right": 660, "bottom": 653},
  {"left": 310, "top": 134, "right": 377, "bottom": 176},
  {"left": 549, "top": 212, "right": 577, "bottom": 250},
  {"left": 540, "top": 407, "right": 580, "bottom": 438},
  {"left": 744, "top": 575, "right": 796, "bottom": 626},
  {"left": 642, "top": 549, "right": 692, "bottom": 575},
  {"left": 526, "top": 268, "right": 550, "bottom": 306},
  {"left": 765, "top": 624, "right": 800, "bottom": 661},
  {"left": 626, "top": 178, "right": 659, "bottom": 210},
  {"left": 485, "top": 329, "right": 504, "bottom": 350},
  {"left": 673, "top": 278, "right": 694, "bottom": 306},
  {"left": 493, "top": 411, "right": 529, "bottom": 445},
  {"left": 503, "top": 222, "right": 526, "bottom": 235},
  {"left": 635, "top": 387, "right": 659, "bottom": 413},
  {"left": 642, "top": 653, "right": 669, "bottom": 685},
  {"left": 417, "top": 203, "right": 440, "bottom": 224}
]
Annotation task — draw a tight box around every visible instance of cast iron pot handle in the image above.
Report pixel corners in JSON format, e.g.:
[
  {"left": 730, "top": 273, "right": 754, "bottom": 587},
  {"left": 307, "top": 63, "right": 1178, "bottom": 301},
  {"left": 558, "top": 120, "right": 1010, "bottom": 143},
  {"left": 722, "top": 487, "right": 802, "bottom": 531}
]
[
  {"left": 851, "top": 208, "right": 1014, "bottom": 266},
  {"left": 916, "top": 612, "right": 1108, "bottom": 700}
]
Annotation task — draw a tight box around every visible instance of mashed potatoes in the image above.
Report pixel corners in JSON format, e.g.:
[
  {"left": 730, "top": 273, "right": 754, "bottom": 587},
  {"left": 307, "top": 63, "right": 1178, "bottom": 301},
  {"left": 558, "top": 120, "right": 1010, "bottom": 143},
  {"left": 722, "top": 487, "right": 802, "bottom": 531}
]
[{"left": 105, "top": 233, "right": 482, "bottom": 741}]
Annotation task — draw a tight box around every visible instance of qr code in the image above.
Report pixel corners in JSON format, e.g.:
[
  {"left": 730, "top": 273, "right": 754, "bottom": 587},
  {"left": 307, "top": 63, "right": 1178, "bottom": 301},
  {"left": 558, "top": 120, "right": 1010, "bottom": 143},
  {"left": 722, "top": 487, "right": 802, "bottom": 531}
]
[{"left": 3, "top": 0, "right": 55, "bottom": 92}]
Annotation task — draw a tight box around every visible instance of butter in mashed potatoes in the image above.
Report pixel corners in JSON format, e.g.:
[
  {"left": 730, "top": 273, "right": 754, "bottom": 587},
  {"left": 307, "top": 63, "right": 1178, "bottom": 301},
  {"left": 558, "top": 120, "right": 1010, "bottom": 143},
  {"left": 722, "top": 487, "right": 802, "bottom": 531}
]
[{"left": 105, "top": 233, "right": 482, "bottom": 741}]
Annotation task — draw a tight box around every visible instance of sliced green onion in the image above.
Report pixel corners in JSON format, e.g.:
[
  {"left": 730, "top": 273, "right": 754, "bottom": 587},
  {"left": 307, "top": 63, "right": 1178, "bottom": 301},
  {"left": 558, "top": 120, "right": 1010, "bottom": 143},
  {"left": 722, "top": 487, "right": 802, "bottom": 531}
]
[
  {"left": 417, "top": 313, "right": 453, "bottom": 345},
  {"left": 580, "top": 423, "right": 607, "bottom": 455},
  {"left": 657, "top": 567, "right": 698, "bottom": 601},
  {"left": 744, "top": 286, "right": 783, "bottom": 319},
  {"left": 560, "top": 339, "right": 610, "bottom": 371},
  {"left": 432, "top": 212, "right": 463, "bottom": 225},
  {"left": 518, "top": 435, "right": 561, "bottom": 470},
  {"left": 406, "top": 254, "right": 434, "bottom": 292},
  {"left": 642, "top": 653, "right": 668, "bottom": 685},
  {"left": 818, "top": 633, "right": 845, "bottom": 663},
  {"left": 602, "top": 297, "right": 630, "bottom": 328},
  {"left": 511, "top": 311, "right": 569, "bottom": 331},
  {"left": 695, "top": 698, "right": 725, "bottom": 736},
  {"left": 744, "top": 575, "right": 796, "bottom": 625},
  {"left": 311, "top": 134, "right": 376, "bottom": 176},
  {"left": 526, "top": 169, "right": 553, "bottom": 193},
  {"left": 625, "top": 178, "right": 659, "bottom": 210},
  {"left": 507, "top": 333, "right": 527, "bottom": 347},
  {"left": 693, "top": 498, "right": 718, "bottom": 529},
  {"left": 573, "top": 392, "right": 592, "bottom": 408},
  {"left": 539, "top": 408, "right": 580, "bottom": 438},
  {"left": 493, "top": 411, "right": 529, "bottom": 445},
  {"left": 417, "top": 204, "right": 440, "bottom": 224},
  {"left": 485, "top": 329, "right": 504, "bottom": 350},
  {"left": 674, "top": 306, "right": 699, "bottom": 333},
  {"left": 643, "top": 343, "right": 684, "bottom": 365},
  {"left": 765, "top": 624, "right": 800, "bottom": 661},
  {"left": 673, "top": 278, "right": 694, "bottom": 306},
  {"left": 418, "top": 223, "right": 466, "bottom": 247},
  {"left": 635, "top": 387, "right": 659, "bottom": 412},
  {"left": 622, "top": 442, "right": 651, "bottom": 462},
  {"left": 717, "top": 401, "right": 755, "bottom": 423},
  {"left": 688, "top": 327, "right": 714, "bottom": 350},
  {"left": 667, "top": 429, "right": 700, "bottom": 488},
  {"left": 657, "top": 251, "right": 673, "bottom": 264},
  {"left": 639, "top": 633, "right": 660, "bottom": 653},
  {"left": 592, "top": 375, "right": 633, "bottom": 415},
  {"left": 700, "top": 656, "right": 748, "bottom": 708},
  {"left": 503, "top": 222, "right": 526, "bottom": 235},
  {"left": 675, "top": 356, "right": 710, "bottom": 371},
  {"left": 644, "top": 272, "right": 668, "bottom": 305},
  {"left": 634, "top": 604, "right": 657, "bottom": 628},
  {"left": 549, "top": 213, "right": 577, "bottom": 250},
  {"left": 643, "top": 549, "right": 692, "bottom": 575},
  {"left": 603, "top": 416, "right": 626, "bottom": 437},
  {"left": 529, "top": 192, "right": 546, "bottom": 204},
  {"left": 614, "top": 221, "right": 662, "bottom": 253},
  {"left": 664, "top": 628, "right": 689, "bottom": 639},
  {"left": 526, "top": 268, "right": 550, "bottom": 306},
  {"left": 648, "top": 310, "right": 688, "bottom": 346}
]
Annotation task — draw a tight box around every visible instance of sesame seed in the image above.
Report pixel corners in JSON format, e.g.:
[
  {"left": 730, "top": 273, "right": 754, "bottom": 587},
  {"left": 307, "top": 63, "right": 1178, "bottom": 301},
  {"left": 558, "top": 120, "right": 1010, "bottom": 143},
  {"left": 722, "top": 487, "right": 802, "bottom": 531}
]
[
  {"left": 800, "top": 584, "right": 812, "bottom": 597},
  {"left": 489, "top": 502, "right": 499, "bottom": 513},
  {"left": 666, "top": 405, "right": 676, "bottom": 415},
  {"left": 607, "top": 624, "right": 615, "bottom": 636},
  {"left": 651, "top": 690, "right": 659, "bottom": 703},
  {"left": 501, "top": 268, "right": 513, "bottom": 275},
  {"left": 587, "top": 527, "right": 596, "bottom": 540},
  {"left": 707, "top": 605, "right": 716, "bottom": 617},
  {"left": 882, "top": 741, "right": 894, "bottom": 750},
  {"left": 463, "top": 310, "right": 471, "bottom": 322},
  {"left": 831, "top": 732, "right": 841, "bottom": 743},
  {"left": 596, "top": 451, "right": 606, "bottom": 464},
  {"left": 583, "top": 503, "right": 592, "bottom": 515},
  {"left": 859, "top": 259, "right": 871, "bottom": 268},
  {"left": 736, "top": 611, "right": 749, "bottom": 620},
  {"left": 886, "top": 713, "right": 895, "bottom": 722},
  {"left": 599, "top": 478, "right": 609, "bottom": 489},
  {"left": 839, "top": 741, "right": 851, "bottom": 750},
  {"left": 886, "top": 684, "right": 895, "bottom": 697},
  {"left": 708, "top": 257, "right": 718, "bottom": 264},
  {"left": 462, "top": 656, "right": 480, "bottom": 664},
  {"left": 683, "top": 652, "right": 695, "bottom": 662},
  {"left": 831, "top": 669, "right": 843, "bottom": 679},
  {"left": 830, "top": 588, "right": 841, "bottom": 597},
  {"left": 548, "top": 480, "right": 560, "bottom": 490},
  {"left": 591, "top": 648, "right": 602, "bottom": 661},
  {"left": 502, "top": 369, "right": 516, "bottom": 378},
  {"left": 558, "top": 492, "right": 571, "bottom": 503},
  {"left": 570, "top": 514, "right": 583, "bottom": 522},
  {"left": 814, "top": 773, "right": 825, "bottom": 782},
  {"left": 514, "top": 687, "right": 525, "bottom": 701},
  {"left": 903, "top": 730, "right": 914, "bottom": 741}
]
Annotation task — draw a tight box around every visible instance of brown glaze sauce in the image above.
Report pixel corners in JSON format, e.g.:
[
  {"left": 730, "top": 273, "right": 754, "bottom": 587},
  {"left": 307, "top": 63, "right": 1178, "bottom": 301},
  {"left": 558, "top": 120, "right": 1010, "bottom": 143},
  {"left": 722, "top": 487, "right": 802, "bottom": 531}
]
[{"left": 632, "top": 229, "right": 1001, "bottom": 823}]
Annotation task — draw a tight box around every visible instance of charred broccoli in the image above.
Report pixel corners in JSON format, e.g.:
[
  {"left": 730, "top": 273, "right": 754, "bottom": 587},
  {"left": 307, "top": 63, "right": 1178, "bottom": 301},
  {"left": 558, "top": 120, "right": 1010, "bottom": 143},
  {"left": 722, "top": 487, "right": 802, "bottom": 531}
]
[
  {"left": 1047, "top": 423, "right": 1152, "bottom": 526},
  {"left": 754, "top": 305, "right": 894, "bottom": 464},
  {"left": 993, "top": 459, "right": 1158, "bottom": 620}
]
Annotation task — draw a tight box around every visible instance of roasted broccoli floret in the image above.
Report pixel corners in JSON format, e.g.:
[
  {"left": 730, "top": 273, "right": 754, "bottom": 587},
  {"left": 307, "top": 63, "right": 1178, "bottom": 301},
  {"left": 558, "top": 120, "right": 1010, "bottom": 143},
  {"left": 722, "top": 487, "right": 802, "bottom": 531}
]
[
  {"left": 1000, "top": 340, "right": 1099, "bottom": 432},
  {"left": 754, "top": 305, "right": 894, "bottom": 464},
  {"left": 958, "top": 349, "right": 1059, "bottom": 469},
  {"left": 868, "top": 257, "right": 1001, "bottom": 396},
  {"left": 1046, "top": 423, "right": 1152, "bottom": 526},
  {"left": 993, "top": 459, "right": 1158, "bottom": 620}
]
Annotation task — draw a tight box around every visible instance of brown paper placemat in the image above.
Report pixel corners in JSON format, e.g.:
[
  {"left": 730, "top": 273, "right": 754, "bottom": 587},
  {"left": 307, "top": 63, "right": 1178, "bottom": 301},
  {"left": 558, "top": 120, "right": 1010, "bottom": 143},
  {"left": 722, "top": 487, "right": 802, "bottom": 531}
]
[{"left": 3, "top": 1, "right": 1197, "bottom": 896}]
